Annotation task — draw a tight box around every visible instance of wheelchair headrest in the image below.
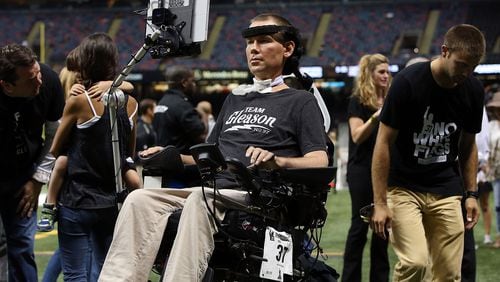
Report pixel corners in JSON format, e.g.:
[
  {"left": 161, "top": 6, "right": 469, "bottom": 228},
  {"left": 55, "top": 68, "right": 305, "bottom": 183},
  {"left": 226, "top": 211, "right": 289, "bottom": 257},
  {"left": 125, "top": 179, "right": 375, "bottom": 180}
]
[{"left": 138, "top": 145, "right": 184, "bottom": 173}]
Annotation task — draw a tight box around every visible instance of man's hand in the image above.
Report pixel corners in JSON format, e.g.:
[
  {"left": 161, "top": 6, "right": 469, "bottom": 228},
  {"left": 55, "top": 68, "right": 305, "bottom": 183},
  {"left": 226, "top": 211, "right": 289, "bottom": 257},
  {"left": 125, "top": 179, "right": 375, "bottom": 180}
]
[
  {"left": 17, "top": 179, "right": 43, "bottom": 218},
  {"left": 464, "top": 197, "right": 479, "bottom": 230},
  {"left": 138, "top": 146, "right": 164, "bottom": 158},
  {"left": 370, "top": 204, "right": 392, "bottom": 240},
  {"left": 245, "top": 146, "right": 277, "bottom": 168}
]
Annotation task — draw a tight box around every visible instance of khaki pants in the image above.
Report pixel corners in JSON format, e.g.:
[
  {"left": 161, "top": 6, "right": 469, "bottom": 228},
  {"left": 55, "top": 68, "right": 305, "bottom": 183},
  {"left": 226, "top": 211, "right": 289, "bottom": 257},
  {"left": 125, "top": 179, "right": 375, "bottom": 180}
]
[
  {"left": 388, "top": 187, "right": 464, "bottom": 282},
  {"left": 99, "top": 187, "right": 248, "bottom": 282}
]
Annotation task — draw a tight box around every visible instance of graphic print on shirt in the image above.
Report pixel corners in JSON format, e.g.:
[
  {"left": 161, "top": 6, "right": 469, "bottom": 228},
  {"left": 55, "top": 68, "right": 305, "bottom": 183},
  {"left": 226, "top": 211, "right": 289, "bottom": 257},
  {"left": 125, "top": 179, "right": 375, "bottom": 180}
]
[
  {"left": 413, "top": 106, "right": 457, "bottom": 164},
  {"left": 154, "top": 105, "right": 169, "bottom": 113},
  {"left": 13, "top": 112, "right": 28, "bottom": 156},
  {"left": 224, "top": 106, "right": 276, "bottom": 134}
]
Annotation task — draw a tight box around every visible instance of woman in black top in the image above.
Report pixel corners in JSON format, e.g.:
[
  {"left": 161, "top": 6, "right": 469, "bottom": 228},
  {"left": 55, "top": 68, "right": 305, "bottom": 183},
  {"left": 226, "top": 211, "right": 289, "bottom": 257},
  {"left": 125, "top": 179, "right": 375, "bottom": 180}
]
[
  {"left": 49, "top": 33, "right": 140, "bottom": 281},
  {"left": 342, "top": 54, "right": 391, "bottom": 282}
]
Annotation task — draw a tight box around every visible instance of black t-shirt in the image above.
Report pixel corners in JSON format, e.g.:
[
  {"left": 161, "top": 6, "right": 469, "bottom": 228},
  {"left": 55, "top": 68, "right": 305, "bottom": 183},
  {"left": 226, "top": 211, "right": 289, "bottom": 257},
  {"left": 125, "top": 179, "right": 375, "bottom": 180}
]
[
  {"left": 153, "top": 89, "right": 205, "bottom": 154},
  {"left": 380, "top": 62, "right": 484, "bottom": 196},
  {"left": 208, "top": 88, "right": 327, "bottom": 187},
  {"left": 0, "top": 63, "right": 64, "bottom": 193},
  {"left": 347, "top": 95, "right": 378, "bottom": 169}
]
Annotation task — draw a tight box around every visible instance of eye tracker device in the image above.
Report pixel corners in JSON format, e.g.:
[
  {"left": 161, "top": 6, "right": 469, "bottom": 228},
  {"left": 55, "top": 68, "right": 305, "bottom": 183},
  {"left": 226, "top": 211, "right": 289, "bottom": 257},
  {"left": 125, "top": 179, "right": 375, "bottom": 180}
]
[{"left": 143, "top": 0, "right": 210, "bottom": 58}]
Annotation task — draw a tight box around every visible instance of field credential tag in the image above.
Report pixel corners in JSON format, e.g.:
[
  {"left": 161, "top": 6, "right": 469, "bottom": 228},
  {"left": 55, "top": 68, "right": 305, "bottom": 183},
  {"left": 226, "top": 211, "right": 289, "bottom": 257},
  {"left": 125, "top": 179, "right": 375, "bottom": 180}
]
[{"left": 259, "top": 226, "right": 293, "bottom": 281}]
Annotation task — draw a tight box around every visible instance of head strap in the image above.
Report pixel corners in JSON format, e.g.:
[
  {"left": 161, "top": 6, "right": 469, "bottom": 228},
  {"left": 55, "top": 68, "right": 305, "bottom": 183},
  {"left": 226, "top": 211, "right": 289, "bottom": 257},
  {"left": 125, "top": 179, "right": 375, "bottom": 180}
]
[{"left": 241, "top": 25, "right": 296, "bottom": 38}]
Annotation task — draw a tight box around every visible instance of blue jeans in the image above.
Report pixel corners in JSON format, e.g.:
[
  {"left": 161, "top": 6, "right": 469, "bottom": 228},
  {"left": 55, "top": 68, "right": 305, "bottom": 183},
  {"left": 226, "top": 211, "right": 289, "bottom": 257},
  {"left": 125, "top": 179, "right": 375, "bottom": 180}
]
[
  {"left": 58, "top": 206, "right": 117, "bottom": 282},
  {"left": 42, "top": 247, "right": 99, "bottom": 282},
  {"left": 0, "top": 216, "right": 7, "bottom": 282},
  {"left": 42, "top": 248, "right": 62, "bottom": 282},
  {"left": 0, "top": 193, "right": 37, "bottom": 282},
  {"left": 493, "top": 179, "right": 500, "bottom": 234}
]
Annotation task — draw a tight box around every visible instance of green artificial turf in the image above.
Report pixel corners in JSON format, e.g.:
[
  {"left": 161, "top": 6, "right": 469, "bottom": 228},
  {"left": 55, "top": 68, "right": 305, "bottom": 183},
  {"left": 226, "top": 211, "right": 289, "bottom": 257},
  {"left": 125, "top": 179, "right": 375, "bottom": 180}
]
[{"left": 35, "top": 189, "right": 500, "bottom": 281}]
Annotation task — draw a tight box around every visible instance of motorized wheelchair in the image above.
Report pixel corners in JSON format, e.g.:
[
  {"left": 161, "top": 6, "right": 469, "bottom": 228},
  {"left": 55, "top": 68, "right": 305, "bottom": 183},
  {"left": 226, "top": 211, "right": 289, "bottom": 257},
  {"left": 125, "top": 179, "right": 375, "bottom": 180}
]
[{"left": 140, "top": 144, "right": 339, "bottom": 281}]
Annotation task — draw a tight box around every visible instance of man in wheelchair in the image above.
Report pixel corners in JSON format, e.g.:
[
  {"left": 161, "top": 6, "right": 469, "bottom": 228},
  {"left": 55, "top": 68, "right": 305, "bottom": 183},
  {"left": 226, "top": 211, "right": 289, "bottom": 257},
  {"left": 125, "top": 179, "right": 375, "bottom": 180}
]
[{"left": 100, "top": 13, "right": 331, "bottom": 281}]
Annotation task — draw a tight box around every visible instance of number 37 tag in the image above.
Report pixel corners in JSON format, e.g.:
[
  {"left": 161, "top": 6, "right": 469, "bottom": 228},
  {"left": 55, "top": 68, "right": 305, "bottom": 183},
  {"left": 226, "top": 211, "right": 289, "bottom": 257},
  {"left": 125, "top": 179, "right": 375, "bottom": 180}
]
[{"left": 259, "top": 226, "right": 293, "bottom": 281}]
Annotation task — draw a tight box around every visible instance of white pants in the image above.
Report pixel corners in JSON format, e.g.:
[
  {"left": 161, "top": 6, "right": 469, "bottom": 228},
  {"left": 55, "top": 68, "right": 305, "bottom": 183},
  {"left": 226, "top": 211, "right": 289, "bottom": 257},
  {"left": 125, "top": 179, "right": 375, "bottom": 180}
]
[{"left": 99, "top": 187, "right": 248, "bottom": 282}]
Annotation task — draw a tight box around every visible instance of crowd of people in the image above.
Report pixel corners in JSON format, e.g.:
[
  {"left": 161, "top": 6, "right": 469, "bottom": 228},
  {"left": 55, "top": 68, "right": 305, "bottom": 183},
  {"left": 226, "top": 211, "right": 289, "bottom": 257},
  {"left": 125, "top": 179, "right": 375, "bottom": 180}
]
[{"left": 0, "top": 10, "right": 499, "bottom": 282}]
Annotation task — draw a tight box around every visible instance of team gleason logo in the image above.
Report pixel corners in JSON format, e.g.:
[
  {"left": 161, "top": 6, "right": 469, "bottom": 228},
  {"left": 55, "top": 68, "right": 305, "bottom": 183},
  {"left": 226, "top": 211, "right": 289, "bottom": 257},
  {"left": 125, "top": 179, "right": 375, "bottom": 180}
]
[{"left": 224, "top": 107, "right": 276, "bottom": 134}]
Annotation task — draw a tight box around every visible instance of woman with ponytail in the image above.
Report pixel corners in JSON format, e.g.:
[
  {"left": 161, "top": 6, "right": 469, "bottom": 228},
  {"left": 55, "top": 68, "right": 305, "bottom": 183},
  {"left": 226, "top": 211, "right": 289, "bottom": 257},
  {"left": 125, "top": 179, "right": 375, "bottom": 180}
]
[{"left": 342, "top": 54, "right": 391, "bottom": 282}]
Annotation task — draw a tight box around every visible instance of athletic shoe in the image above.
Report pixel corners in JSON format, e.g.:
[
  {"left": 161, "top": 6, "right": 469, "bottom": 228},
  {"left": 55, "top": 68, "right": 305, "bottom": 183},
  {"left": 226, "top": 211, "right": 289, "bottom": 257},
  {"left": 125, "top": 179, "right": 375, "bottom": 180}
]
[
  {"left": 484, "top": 235, "right": 493, "bottom": 244},
  {"left": 37, "top": 203, "right": 56, "bottom": 232}
]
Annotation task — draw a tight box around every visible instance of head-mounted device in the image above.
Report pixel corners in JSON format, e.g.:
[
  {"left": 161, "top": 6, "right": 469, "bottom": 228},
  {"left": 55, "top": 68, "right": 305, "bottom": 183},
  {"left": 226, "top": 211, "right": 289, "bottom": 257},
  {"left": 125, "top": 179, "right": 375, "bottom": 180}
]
[{"left": 241, "top": 25, "right": 298, "bottom": 39}]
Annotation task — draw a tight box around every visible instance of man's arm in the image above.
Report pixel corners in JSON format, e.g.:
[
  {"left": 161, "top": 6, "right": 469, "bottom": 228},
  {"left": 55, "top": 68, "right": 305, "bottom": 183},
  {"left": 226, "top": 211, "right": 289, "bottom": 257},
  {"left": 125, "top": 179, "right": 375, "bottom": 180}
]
[
  {"left": 20, "top": 64, "right": 64, "bottom": 218},
  {"left": 32, "top": 120, "right": 59, "bottom": 184},
  {"left": 19, "top": 120, "right": 60, "bottom": 218},
  {"left": 138, "top": 146, "right": 197, "bottom": 165},
  {"left": 371, "top": 122, "right": 398, "bottom": 239},
  {"left": 459, "top": 131, "right": 480, "bottom": 230},
  {"left": 275, "top": 151, "right": 328, "bottom": 168},
  {"left": 246, "top": 146, "right": 328, "bottom": 169}
]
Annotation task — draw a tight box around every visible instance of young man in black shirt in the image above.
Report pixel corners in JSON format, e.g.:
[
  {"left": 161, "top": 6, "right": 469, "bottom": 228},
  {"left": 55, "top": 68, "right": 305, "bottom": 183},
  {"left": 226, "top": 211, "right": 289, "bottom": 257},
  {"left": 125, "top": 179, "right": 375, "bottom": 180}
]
[
  {"left": 0, "top": 44, "right": 65, "bottom": 281},
  {"left": 371, "top": 24, "right": 485, "bottom": 281}
]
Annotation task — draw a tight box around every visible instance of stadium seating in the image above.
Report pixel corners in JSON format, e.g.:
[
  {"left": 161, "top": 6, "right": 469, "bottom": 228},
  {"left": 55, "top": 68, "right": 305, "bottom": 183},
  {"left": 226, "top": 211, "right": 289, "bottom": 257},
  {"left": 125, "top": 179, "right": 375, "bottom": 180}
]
[{"left": 0, "top": 1, "right": 497, "bottom": 71}]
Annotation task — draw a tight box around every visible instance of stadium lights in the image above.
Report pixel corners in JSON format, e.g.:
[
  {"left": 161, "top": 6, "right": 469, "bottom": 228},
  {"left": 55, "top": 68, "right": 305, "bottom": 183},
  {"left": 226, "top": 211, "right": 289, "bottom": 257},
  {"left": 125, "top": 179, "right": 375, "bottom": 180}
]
[
  {"left": 335, "top": 64, "right": 400, "bottom": 77},
  {"left": 475, "top": 64, "right": 500, "bottom": 74}
]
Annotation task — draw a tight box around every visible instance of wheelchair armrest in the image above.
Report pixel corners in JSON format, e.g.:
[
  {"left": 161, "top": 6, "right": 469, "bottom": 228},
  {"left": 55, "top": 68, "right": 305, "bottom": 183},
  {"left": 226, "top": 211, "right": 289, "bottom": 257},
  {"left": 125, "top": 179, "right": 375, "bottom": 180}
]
[
  {"left": 190, "top": 143, "right": 227, "bottom": 176},
  {"left": 138, "top": 145, "right": 184, "bottom": 174},
  {"left": 278, "top": 167, "right": 336, "bottom": 188},
  {"left": 225, "top": 158, "right": 261, "bottom": 197}
]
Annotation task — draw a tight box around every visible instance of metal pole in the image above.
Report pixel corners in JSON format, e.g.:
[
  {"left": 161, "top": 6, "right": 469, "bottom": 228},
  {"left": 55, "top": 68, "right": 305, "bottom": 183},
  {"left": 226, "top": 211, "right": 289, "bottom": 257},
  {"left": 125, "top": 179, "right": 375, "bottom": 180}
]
[
  {"left": 103, "top": 30, "right": 161, "bottom": 209},
  {"left": 40, "top": 22, "right": 45, "bottom": 63}
]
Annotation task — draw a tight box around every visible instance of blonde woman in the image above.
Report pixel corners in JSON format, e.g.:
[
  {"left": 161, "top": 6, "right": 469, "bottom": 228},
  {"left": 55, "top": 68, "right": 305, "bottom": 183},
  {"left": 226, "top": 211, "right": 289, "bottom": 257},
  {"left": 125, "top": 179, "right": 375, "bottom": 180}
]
[{"left": 342, "top": 53, "right": 391, "bottom": 282}]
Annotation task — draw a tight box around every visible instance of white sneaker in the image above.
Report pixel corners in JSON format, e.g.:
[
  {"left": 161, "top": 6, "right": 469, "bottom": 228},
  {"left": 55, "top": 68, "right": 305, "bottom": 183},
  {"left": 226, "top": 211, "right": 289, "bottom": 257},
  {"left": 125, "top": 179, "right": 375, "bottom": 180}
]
[{"left": 484, "top": 235, "right": 493, "bottom": 244}]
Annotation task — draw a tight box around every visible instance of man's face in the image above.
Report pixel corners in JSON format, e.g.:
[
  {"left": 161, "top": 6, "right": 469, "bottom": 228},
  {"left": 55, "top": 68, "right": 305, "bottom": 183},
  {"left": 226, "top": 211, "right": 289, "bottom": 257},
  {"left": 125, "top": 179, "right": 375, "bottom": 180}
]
[
  {"left": 147, "top": 103, "right": 156, "bottom": 119},
  {"left": 245, "top": 19, "right": 292, "bottom": 80},
  {"left": 442, "top": 47, "right": 480, "bottom": 85},
  {"left": 1, "top": 61, "right": 42, "bottom": 98},
  {"left": 182, "top": 74, "right": 197, "bottom": 96}
]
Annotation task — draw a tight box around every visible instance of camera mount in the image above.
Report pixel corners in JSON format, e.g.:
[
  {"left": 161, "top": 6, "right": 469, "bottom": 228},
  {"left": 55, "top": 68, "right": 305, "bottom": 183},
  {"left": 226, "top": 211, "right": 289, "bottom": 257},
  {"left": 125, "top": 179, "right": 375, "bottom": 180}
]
[{"left": 105, "top": 1, "right": 210, "bottom": 208}]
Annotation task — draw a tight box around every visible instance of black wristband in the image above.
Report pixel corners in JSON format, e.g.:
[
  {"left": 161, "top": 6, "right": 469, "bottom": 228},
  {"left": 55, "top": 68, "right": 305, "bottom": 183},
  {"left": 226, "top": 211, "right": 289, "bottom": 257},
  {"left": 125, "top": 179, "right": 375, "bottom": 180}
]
[{"left": 465, "top": 190, "right": 479, "bottom": 199}]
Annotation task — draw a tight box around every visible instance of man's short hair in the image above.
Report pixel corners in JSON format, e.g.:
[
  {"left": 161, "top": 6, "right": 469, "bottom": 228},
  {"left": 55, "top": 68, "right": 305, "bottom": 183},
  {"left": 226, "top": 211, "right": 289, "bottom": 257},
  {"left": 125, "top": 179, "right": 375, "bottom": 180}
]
[
  {"left": 165, "top": 65, "right": 193, "bottom": 88},
  {"left": 0, "top": 44, "right": 37, "bottom": 84},
  {"left": 444, "top": 24, "right": 486, "bottom": 61}
]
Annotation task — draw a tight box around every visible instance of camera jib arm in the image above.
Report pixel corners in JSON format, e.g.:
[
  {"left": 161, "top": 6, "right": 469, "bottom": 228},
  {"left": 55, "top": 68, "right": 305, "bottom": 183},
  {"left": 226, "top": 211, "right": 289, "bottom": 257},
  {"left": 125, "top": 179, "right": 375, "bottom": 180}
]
[{"left": 103, "top": 29, "right": 161, "bottom": 209}]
